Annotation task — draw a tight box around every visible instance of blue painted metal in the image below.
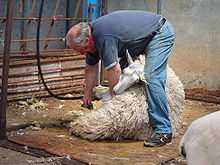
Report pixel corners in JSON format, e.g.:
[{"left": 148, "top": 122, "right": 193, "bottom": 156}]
[{"left": 82, "top": 0, "right": 101, "bottom": 22}]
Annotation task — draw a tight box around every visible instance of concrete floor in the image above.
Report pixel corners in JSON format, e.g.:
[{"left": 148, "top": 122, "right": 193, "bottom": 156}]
[
  {"left": 0, "top": 146, "right": 186, "bottom": 165},
  {"left": 2, "top": 98, "right": 219, "bottom": 165},
  {"left": 0, "top": 147, "right": 63, "bottom": 165}
]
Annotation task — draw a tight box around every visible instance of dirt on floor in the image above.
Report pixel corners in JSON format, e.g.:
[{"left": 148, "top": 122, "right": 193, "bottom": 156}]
[
  {"left": 0, "top": 147, "right": 63, "bottom": 165},
  {"left": 1, "top": 97, "right": 220, "bottom": 165}
]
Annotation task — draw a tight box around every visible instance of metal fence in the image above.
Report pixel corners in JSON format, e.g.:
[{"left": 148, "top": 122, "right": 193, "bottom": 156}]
[{"left": 0, "top": 0, "right": 103, "bottom": 101}]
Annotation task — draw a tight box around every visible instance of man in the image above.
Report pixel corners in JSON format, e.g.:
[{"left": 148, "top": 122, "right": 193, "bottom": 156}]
[{"left": 66, "top": 10, "right": 175, "bottom": 147}]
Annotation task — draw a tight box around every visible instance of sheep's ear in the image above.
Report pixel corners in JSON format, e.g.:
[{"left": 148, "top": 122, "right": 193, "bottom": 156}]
[{"left": 126, "top": 49, "right": 134, "bottom": 65}]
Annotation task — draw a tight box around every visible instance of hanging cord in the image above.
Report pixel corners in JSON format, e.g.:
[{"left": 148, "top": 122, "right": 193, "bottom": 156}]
[{"left": 36, "top": 0, "right": 82, "bottom": 100}]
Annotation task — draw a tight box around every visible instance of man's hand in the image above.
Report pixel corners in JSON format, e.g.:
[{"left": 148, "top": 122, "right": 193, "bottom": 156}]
[
  {"left": 113, "top": 66, "right": 140, "bottom": 94},
  {"left": 82, "top": 63, "right": 99, "bottom": 109}
]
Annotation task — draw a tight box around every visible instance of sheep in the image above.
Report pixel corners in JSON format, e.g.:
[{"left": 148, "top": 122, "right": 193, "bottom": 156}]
[
  {"left": 179, "top": 110, "right": 220, "bottom": 165},
  {"left": 65, "top": 55, "right": 185, "bottom": 141}
]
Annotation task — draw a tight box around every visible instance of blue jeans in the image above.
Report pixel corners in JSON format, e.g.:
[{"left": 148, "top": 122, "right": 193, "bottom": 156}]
[{"left": 144, "top": 21, "right": 175, "bottom": 134}]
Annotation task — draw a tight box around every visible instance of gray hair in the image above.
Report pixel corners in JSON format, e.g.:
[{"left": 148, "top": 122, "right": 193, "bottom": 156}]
[{"left": 66, "top": 22, "right": 90, "bottom": 47}]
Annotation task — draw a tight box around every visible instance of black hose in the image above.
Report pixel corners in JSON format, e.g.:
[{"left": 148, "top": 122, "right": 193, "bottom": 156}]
[{"left": 36, "top": 0, "right": 82, "bottom": 100}]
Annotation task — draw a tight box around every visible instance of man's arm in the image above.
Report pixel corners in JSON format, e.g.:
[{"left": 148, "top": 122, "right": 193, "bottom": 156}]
[
  {"left": 83, "top": 63, "right": 99, "bottom": 105},
  {"left": 105, "top": 63, "right": 121, "bottom": 94}
]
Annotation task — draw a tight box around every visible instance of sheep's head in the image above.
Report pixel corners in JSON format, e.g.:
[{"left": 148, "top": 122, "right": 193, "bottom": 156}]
[{"left": 113, "top": 50, "right": 145, "bottom": 94}]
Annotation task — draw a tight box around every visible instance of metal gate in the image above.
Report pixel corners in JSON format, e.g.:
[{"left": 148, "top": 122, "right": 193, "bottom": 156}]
[{"left": 0, "top": 0, "right": 104, "bottom": 101}]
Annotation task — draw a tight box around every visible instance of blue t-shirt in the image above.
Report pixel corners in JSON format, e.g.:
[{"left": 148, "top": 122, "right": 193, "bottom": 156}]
[{"left": 86, "top": 10, "right": 161, "bottom": 69}]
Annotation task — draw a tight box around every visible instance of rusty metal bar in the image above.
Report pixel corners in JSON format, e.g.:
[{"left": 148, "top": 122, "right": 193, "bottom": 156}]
[
  {"left": 6, "top": 52, "right": 82, "bottom": 59},
  {"left": 6, "top": 53, "right": 80, "bottom": 59},
  {"left": 74, "top": 0, "right": 82, "bottom": 17},
  {"left": 0, "top": 0, "right": 13, "bottom": 140},
  {"left": 27, "top": 0, "right": 37, "bottom": 24},
  {"left": 0, "top": 48, "right": 79, "bottom": 55},
  {"left": 0, "top": 51, "right": 82, "bottom": 60},
  {"left": 7, "top": 86, "right": 83, "bottom": 102},
  {"left": 7, "top": 74, "right": 84, "bottom": 87},
  {"left": 8, "top": 80, "right": 84, "bottom": 94},
  {"left": 0, "top": 56, "right": 85, "bottom": 68},
  {"left": 5, "top": 67, "right": 84, "bottom": 79},
  {"left": 11, "top": 37, "right": 65, "bottom": 42},
  {"left": 0, "top": 17, "right": 84, "bottom": 21},
  {"left": 19, "top": 0, "right": 25, "bottom": 50},
  {"left": 65, "top": 0, "right": 70, "bottom": 35},
  {"left": 20, "top": 0, "right": 37, "bottom": 51},
  {"left": 3, "top": 52, "right": 80, "bottom": 59},
  {"left": 44, "top": 0, "right": 61, "bottom": 49}
]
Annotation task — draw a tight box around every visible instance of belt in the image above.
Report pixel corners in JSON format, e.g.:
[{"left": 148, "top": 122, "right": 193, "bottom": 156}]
[{"left": 157, "top": 17, "right": 166, "bottom": 31}]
